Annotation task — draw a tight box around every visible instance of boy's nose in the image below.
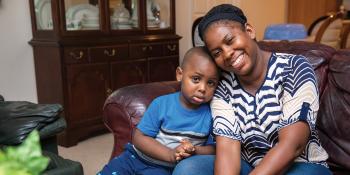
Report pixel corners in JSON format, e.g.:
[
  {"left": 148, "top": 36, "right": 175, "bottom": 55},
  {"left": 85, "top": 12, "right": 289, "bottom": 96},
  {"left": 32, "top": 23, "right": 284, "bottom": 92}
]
[{"left": 198, "top": 83, "right": 206, "bottom": 93}]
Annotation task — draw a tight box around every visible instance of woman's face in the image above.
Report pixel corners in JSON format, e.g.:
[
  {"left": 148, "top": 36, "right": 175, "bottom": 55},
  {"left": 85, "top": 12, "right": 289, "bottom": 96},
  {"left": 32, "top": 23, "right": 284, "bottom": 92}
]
[{"left": 204, "top": 21, "right": 257, "bottom": 76}]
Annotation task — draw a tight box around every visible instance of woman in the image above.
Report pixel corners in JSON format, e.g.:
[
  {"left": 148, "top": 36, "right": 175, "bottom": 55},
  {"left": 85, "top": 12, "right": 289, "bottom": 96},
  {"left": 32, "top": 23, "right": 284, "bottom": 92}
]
[{"left": 173, "top": 4, "right": 331, "bottom": 175}]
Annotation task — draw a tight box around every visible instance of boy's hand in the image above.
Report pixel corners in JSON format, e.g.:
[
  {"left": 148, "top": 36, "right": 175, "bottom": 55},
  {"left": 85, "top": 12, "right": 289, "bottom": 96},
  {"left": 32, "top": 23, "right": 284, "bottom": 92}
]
[{"left": 174, "top": 139, "right": 195, "bottom": 161}]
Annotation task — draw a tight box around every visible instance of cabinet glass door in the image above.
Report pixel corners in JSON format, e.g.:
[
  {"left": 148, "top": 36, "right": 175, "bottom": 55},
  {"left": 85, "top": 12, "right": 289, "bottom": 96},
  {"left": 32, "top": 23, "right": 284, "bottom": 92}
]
[
  {"left": 64, "top": 0, "right": 101, "bottom": 31},
  {"left": 109, "top": 0, "right": 139, "bottom": 30},
  {"left": 146, "top": 0, "right": 171, "bottom": 30},
  {"left": 34, "top": 0, "right": 53, "bottom": 30}
]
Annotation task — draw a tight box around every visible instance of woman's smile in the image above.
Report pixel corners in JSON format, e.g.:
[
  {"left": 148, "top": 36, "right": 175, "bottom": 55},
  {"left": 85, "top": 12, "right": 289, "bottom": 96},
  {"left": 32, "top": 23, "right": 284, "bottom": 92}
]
[{"left": 230, "top": 52, "right": 245, "bottom": 70}]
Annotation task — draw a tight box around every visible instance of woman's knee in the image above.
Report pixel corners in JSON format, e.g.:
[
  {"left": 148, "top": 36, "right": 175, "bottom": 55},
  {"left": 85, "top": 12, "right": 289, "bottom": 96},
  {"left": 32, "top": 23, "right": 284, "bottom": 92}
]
[{"left": 172, "top": 155, "right": 215, "bottom": 175}]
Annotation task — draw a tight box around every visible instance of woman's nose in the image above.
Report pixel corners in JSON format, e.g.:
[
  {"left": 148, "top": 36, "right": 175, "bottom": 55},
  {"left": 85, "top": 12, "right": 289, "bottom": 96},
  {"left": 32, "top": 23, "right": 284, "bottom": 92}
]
[{"left": 222, "top": 46, "right": 233, "bottom": 60}]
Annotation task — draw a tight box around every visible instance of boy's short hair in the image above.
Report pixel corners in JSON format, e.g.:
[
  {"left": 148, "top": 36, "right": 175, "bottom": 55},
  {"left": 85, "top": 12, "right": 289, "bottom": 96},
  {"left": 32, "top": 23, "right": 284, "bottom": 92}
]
[
  {"left": 181, "top": 47, "right": 220, "bottom": 77},
  {"left": 181, "top": 46, "right": 213, "bottom": 69}
]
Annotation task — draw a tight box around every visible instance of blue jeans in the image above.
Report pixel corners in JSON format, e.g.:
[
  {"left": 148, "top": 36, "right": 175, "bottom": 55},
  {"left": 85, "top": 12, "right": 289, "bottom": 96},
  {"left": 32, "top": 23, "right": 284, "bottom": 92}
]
[
  {"left": 98, "top": 143, "right": 173, "bottom": 175},
  {"left": 172, "top": 155, "right": 332, "bottom": 175}
]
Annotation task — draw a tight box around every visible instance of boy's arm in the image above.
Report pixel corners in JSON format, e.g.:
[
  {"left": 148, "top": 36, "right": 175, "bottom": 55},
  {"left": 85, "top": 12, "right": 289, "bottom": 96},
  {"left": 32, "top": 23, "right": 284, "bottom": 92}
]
[{"left": 132, "top": 128, "right": 177, "bottom": 163}]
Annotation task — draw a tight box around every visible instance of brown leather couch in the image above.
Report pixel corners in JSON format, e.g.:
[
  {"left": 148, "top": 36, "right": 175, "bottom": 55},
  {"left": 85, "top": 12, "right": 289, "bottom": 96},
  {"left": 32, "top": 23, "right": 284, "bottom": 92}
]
[{"left": 103, "top": 41, "right": 350, "bottom": 174}]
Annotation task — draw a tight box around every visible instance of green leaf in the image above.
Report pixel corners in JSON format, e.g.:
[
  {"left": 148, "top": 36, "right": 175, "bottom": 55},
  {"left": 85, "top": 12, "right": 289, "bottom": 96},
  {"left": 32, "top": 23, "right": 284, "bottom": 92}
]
[{"left": 0, "top": 130, "right": 49, "bottom": 175}]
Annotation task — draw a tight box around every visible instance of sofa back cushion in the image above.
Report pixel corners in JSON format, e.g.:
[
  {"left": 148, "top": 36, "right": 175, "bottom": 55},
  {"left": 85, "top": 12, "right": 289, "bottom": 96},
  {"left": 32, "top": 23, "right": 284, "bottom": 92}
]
[{"left": 316, "top": 50, "right": 350, "bottom": 173}]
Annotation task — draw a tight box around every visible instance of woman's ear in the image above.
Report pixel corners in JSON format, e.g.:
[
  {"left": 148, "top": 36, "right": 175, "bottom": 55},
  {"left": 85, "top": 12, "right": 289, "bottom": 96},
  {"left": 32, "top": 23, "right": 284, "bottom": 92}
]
[
  {"left": 245, "top": 23, "right": 256, "bottom": 40},
  {"left": 176, "top": 67, "right": 183, "bottom": 81}
]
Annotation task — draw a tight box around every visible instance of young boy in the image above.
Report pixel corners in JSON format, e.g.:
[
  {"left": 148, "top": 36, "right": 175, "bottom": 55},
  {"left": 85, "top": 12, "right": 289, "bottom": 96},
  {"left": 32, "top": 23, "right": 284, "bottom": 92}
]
[{"left": 98, "top": 46, "right": 220, "bottom": 175}]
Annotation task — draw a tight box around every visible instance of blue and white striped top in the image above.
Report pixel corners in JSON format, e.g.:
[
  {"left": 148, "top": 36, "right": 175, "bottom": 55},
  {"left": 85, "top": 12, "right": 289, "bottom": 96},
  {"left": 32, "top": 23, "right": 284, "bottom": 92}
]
[{"left": 211, "top": 53, "right": 328, "bottom": 167}]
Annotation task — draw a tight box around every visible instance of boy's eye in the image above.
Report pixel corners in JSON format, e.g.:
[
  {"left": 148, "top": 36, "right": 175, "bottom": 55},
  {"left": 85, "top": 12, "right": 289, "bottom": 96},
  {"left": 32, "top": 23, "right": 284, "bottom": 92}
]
[
  {"left": 191, "top": 76, "right": 200, "bottom": 83},
  {"left": 207, "top": 80, "right": 217, "bottom": 87}
]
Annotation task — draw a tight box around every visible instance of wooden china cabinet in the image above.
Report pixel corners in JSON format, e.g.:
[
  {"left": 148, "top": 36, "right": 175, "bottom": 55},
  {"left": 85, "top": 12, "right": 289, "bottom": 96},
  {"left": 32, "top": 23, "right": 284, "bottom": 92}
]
[{"left": 28, "top": 0, "right": 180, "bottom": 147}]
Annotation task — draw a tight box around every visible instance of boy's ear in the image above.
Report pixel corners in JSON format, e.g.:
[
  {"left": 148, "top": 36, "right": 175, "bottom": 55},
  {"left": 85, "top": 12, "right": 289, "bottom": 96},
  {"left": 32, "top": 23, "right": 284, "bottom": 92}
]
[{"left": 176, "top": 67, "right": 183, "bottom": 82}]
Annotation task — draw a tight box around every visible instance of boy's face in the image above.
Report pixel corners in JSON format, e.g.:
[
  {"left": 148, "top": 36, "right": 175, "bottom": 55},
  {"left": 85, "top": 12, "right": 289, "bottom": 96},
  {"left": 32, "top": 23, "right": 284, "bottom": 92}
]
[{"left": 176, "top": 55, "right": 219, "bottom": 109}]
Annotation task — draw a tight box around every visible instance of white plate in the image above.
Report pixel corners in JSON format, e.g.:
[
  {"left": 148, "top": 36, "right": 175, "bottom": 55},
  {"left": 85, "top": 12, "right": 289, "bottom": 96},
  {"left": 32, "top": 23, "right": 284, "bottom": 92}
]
[
  {"left": 66, "top": 4, "right": 99, "bottom": 21},
  {"left": 35, "top": 0, "right": 53, "bottom": 29},
  {"left": 82, "top": 23, "right": 100, "bottom": 30}
]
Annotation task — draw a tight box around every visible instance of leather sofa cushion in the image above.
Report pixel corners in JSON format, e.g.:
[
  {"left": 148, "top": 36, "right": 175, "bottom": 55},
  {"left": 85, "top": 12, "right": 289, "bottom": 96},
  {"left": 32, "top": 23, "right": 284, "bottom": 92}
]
[
  {"left": 0, "top": 102, "right": 62, "bottom": 145},
  {"left": 316, "top": 50, "right": 350, "bottom": 173}
]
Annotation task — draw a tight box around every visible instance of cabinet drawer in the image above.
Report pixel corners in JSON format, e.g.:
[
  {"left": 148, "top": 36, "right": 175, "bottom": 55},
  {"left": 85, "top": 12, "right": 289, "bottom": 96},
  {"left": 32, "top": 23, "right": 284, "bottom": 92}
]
[
  {"left": 129, "top": 43, "right": 163, "bottom": 59},
  {"left": 64, "top": 48, "right": 88, "bottom": 64},
  {"left": 90, "top": 45, "right": 129, "bottom": 62},
  {"left": 163, "top": 43, "right": 179, "bottom": 56}
]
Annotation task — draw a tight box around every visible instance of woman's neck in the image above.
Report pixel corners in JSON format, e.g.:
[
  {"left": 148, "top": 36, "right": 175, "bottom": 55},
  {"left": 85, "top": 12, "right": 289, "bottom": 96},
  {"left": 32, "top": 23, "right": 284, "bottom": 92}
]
[{"left": 237, "top": 48, "right": 271, "bottom": 95}]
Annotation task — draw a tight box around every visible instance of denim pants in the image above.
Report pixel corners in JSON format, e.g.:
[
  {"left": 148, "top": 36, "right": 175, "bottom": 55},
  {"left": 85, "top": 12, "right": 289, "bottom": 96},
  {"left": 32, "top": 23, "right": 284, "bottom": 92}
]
[
  {"left": 97, "top": 143, "right": 173, "bottom": 175},
  {"left": 172, "top": 155, "right": 332, "bottom": 175}
]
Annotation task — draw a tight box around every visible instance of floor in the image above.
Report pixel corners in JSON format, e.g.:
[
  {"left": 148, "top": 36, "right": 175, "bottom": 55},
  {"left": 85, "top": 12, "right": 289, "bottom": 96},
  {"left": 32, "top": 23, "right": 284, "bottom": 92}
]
[{"left": 58, "top": 133, "right": 113, "bottom": 175}]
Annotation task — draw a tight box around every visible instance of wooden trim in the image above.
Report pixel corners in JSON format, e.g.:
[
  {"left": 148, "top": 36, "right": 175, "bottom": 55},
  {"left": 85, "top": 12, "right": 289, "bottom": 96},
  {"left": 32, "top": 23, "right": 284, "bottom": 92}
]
[
  {"left": 340, "top": 22, "right": 350, "bottom": 49},
  {"left": 314, "top": 12, "right": 343, "bottom": 43}
]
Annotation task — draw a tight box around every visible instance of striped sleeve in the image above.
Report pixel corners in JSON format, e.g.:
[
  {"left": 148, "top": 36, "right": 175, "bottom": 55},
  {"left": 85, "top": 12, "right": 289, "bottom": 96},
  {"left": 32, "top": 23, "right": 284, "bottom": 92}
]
[{"left": 280, "top": 55, "right": 319, "bottom": 130}]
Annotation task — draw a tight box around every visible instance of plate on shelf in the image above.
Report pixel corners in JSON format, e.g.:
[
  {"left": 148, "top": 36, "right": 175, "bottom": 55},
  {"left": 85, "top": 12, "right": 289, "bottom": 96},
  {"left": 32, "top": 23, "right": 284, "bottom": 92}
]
[
  {"left": 82, "top": 23, "right": 100, "bottom": 30},
  {"left": 66, "top": 4, "right": 99, "bottom": 21},
  {"left": 117, "top": 24, "right": 132, "bottom": 29},
  {"left": 35, "top": 0, "right": 53, "bottom": 30}
]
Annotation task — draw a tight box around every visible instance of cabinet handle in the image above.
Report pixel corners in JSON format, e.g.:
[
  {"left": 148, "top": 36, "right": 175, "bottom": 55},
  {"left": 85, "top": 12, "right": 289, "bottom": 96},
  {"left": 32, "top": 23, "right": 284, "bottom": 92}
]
[
  {"left": 135, "top": 66, "right": 143, "bottom": 77},
  {"left": 104, "top": 49, "right": 116, "bottom": 56},
  {"left": 148, "top": 46, "right": 153, "bottom": 50},
  {"left": 167, "top": 44, "right": 177, "bottom": 51},
  {"left": 142, "top": 46, "right": 147, "bottom": 51},
  {"left": 106, "top": 88, "right": 113, "bottom": 95},
  {"left": 69, "top": 51, "right": 84, "bottom": 60}
]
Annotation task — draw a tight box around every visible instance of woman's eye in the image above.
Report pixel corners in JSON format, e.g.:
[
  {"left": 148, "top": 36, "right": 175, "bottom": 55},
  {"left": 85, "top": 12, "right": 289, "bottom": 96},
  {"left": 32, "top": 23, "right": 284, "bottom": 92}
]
[
  {"left": 212, "top": 51, "right": 220, "bottom": 58},
  {"left": 225, "top": 37, "right": 233, "bottom": 45}
]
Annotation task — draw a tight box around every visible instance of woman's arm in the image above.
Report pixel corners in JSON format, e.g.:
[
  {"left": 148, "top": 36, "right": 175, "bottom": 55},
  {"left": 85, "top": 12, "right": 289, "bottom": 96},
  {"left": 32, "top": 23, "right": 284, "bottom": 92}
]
[
  {"left": 215, "top": 136, "right": 241, "bottom": 175},
  {"left": 132, "top": 128, "right": 177, "bottom": 163},
  {"left": 249, "top": 121, "right": 310, "bottom": 175}
]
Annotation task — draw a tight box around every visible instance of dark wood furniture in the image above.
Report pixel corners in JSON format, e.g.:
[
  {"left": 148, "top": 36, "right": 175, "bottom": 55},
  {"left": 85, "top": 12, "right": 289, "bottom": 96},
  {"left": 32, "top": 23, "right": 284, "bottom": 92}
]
[
  {"left": 28, "top": 0, "right": 181, "bottom": 147},
  {"left": 340, "top": 21, "right": 350, "bottom": 49},
  {"left": 287, "top": 0, "right": 341, "bottom": 29}
]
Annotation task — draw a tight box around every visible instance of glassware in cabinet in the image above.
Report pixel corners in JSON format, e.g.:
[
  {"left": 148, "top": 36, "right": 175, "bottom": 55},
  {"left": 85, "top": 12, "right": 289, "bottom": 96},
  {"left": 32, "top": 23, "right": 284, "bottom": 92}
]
[
  {"left": 34, "top": 0, "right": 53, "bottom": 30},
  {"left": 146, "top": 0, "right": 171, "bottom": 30},
  {"left": 109, "top": 0, "right": 139, "bottom": 30},
  {"left": 64, "top": 0, "right": 101, "bottom": 31}
]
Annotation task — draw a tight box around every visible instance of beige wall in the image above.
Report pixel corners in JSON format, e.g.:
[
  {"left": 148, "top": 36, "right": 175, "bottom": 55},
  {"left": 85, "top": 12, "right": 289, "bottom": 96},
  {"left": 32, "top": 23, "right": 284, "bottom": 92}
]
[
  {"left": 0, "top": 0, "right": 37, "bottom": 102},
  {"left": 242, "top": 0, "right": 287, "bottom": 40},
  {"left": 176, "top": 0, "right": 287, "bottom": 63}
]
